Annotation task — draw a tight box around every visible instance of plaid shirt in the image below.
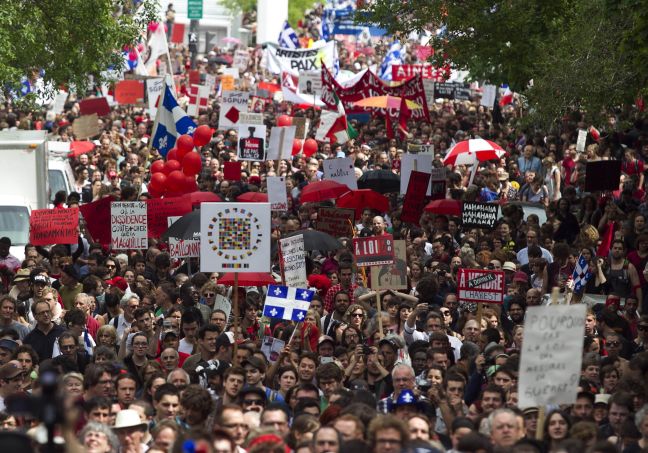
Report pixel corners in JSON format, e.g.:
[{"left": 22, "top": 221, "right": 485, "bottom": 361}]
[{"left": 323, "top": 283, "right": 358, "bottom": 313}]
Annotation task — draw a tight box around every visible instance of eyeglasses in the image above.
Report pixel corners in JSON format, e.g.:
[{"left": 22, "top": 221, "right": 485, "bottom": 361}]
[
  {"left": 352, "top": 313, "right": 364, "bottom": 318},
  {"left": 204, "top": 292, "right": 215, "bottom": 298},
  {"left": 607, "top": 341, "right": 621, "bottom": 347},
  {"left": 105, "top": 264, "right": 116, "bottom": 269},
  {"left": 243, "top": 399, "right": 265, "bottom": 406}
]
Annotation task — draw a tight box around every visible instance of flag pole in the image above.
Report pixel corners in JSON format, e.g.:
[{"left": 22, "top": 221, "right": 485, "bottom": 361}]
[{"left": 233, "top": 272, "right": 239, "bottom": 360}]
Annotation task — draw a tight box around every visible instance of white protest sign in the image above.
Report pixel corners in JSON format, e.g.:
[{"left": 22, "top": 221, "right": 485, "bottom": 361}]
[
  {"left": 400, "top": 153, "right": 433, "bottom": 195},
  {"left": 517, "top": 304, "right": 587, "bottom": 408},
  {"left": 261, "top": 337, "right": 286, "bottom": 364},
  {"left": 239, "top": 112, "right": 264, "bottom": 125},
  {"left": 234, "top": 50, "right": 250, "bottom": 71},
  {"left": 323, "top": 157, "right": 357, "bottom": 190},
  {"left": 111, "top": 201, "right": 148, "bottom": 250},
  {"left": 480, "top": 84, "right": 497, "bottom": 108},
  {"left": 219, "top": 91, "right": 250, "bottom": 128},
  {"left": 264, "top": 41, "right": 338, "bottom": 75},
  {"left": 279, "top": 234, "right": 308, "bottom": 288},
  {"left": 298, "top": 71, "right": 322, "bottom": 95},
  {"left": 237, "top": 124, "right": 267, "bottom": 161},
  {"left": 267, "top": 176, "right": 288, "bottom": 211},
  {"left": 50, "top": 91, "right": 68, "bottom": 114},
  {"left": 267, "top": 126, "right": 296, "bottom": 160},
  {"left": 205, "top": 74, "right": 217, "bottom": 93},
  {"left": 187, "top": 84, "right": 211, "bottom": 117},
  {"left": 200, "top": 203, "right": 271, "bottom": 272},
  {"left": 576, "top": 129, "right": 587, "bottom": 153},
  {"left": 167, "top": 216, "right": 200, "bottom": 259},
  {"left": 146, "top": 78, "right": 164, "bottom": 117},
  {"left": 423, "top": 79, "right": 435, "bottom": 106},
  {"left": 222, "top": 67, "right": 239, "bottom": 80}
]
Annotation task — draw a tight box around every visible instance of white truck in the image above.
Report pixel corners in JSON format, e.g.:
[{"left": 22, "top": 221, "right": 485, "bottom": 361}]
[{"left": 0, "top": 130, "right": 50, "bottom": 259}]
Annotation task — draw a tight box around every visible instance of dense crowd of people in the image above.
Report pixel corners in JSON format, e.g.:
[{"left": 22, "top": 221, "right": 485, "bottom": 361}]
[{"left": 1, "top": 4, "right": 648, "bottom": 453}]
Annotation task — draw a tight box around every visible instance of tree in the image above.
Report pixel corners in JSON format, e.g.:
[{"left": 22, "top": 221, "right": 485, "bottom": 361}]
[
  {"left": 0, "top": 0, "right": 157, "bottom": 104},
  {"left": 221, "top": 0, "right": 319, "bottom": 29},
  {"left": 359, "top": 0, "right": 648, "bottom": 128}
]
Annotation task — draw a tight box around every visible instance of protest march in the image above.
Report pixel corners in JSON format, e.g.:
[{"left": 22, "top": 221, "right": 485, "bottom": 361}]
[{"left": 1, "top": 1, "right": 648, "bottom": 453}]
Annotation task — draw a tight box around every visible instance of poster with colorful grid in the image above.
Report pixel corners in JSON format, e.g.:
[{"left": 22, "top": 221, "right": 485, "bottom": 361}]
[{"left": 200, "top": 203, "right": 271, "bottom": 272}]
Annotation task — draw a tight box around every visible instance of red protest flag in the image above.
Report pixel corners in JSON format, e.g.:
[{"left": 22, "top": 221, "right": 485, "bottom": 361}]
[
  {"left": 79, "top": 197, "right": 114, "bottom": 245},
  {"left": 398, "top": 91, "right": 411, "bottom": 139},
  {"left": 224, "top": 161, "right": 242, "bottom": 181},
  {"left": 171, "top": 23, "right": 185, "bottom": 44},
  {"left": 146, "top": 196, "right": 192, "bottom": 238}
]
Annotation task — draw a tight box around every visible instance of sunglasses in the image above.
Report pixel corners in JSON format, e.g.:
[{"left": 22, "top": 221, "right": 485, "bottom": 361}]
[
  {"left": 607, "top": 341, "right": 621, "bottom": 347},
  {"left": 204, "top": 293, "right": 215, "bottom": 298},
  {"left": 352, "top": 313, "right": 364, "bottom": 318},
  {"left": 243, "top": 399, "right": 265, "bottom": 406}
]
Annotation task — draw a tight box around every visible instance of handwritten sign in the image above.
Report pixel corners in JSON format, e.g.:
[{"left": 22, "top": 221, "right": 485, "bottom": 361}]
[
  {"left": 167, "top": 216, "right": 200, "bottom": 259},
  {"left": 279, "top": 234, "right": 307, "bottom": 288},
  {"left": 115, "top": 80, "right": 144, "bottom": 105},
  {"left": 146, "top": 78, "right": 164, "bottom": 117},
  {"left": 221, "top": 75, "right": 235, "bottom": 91},
  {"left": 323, "top": 157, "right": 357, "bottom": 190},
  {"left": 370, "top": 240, "right": 407, "bottom": 290},
  {"left": 576, "top": 129, "right": 587, "bottom": 153},
  {"left": 146, "top": 196, "right": 192, "bottom": 238},
  {"left": 401, "top": 171, "right": 430, "bottom": 223},
  {"left": 111, "top": 202, "right": 148, "bottom": 250},
  {"left": 73, "top": 114, "right": 100, "bottom": 140},
  {"left": 317, "top": 207, "right": 355, "bottom": 238},
  {"left": 457, "top": 268, "right": 505, "bottom": 304},
  {"left": 267, "top": 176, "right": 288, "bottom": 211},
  {"left": 29, "top": 208, "right": 79, "bottom": 245},
  {"left": 462, "top": 202, "right": 498, "bottom": 229},
  {"left": 518, "top": 305, "right": 587, "bottom": 407},
  {"left": 353, "top": 234, "right": 394, "bottom": 267}
]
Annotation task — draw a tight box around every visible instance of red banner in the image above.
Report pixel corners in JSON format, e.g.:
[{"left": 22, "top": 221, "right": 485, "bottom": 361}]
[
  {"left": 78, "top": 97, "right": 111, "bottom": 117},
  {"left": 457, "top": 268, "right": 505, "bottom": 305},
  {"left": 391, "top": 64, "right": 449, "bottom": 82},
  {"left": 115, "top": 80, "right": 144, "bottom": 105},
  {"left": 352, "top": 234, "right": 395, "bottom": 267},
  {"left": 171, "top": 23, "right": 185, "bottom": 44},
  {"left": 79, "top": 196, "right": 114, "bottom": 245},
  {"left": 146, "top": 197, "right": 192, "bottom": 238},
  {"left": 321, "top": 65, "right": 431, "bottom": 121},
  {"left": 401, "top": 171, "right": 431, "bottom": 223},
  {"left": 29, "top": 208, "right": 79, "bottom": 246}
]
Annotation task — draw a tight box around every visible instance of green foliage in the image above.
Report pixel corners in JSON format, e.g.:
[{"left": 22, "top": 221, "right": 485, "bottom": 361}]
[
  {"left": 221, "top": 0, "right": 320, "bottom": 30},
  {"left": 359, "top": 0, "right": 648, "bottom": 128},
  {"left": 0, "top": 0, "right": 157, "bottom": 103}
]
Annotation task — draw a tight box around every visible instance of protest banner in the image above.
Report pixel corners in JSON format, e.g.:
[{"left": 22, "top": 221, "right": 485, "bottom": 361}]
[
  {"left": 434, "top": 82, "right": 472, "bottom": 101},
  {"left": 79, "top": 196, "right": 113, "bottom": 245},
  {"left": 430, "top": 168, "right": 447, "bottom": 200},
  {"left": 237, "top": 124, "right": 266, "bottom": 161},
  {"left": 78, "top": 97, "right": 110, "bottom": 116},
  {"left": 187, "top": 84, "right": 210, "bottom": 117},
  {"left": 264, "top": 41, "right": 338, "bottom": 74},
  {"left": 323, "top": 157, "right": 357, "bottom": 190},
  {"left": 73, "top": 114, "right": 100, "bottom": 140},
  {"left": 146, "top": 78, "right": 164, "bottom": 117},
  {"left": 585, "top": 160, "right": 622, "bottom": 192},
  {"left": 267, "top": 176, "right": 288, "bottom": 211},
  {"left": 115, "top": 80, "right": 144, "bottom": 105},
  {"left": 234, "top": 49, "right": 250, "bottom": 71},
  {"left": 200, "top": 203, "right": 271, "bottom": 272},
  {"left": 317, "top": 207, "right": 355, "bottom": 238},
  {"left": 391, "top": 64, "right": 449, "bottom": 82},
  {"left": 457, "top": 268, "right": 505, "bottom": 305},
  {"left": 401, "top": 171, "right": 431, "bottom": 223},
  {"left": 576, "top": 129, "right": 588, "bottom": 152},
  {"left": 218, "top": 91, "right": 250, "bottom": 128},
  {"left": 321, "top": 64, "right": 430, "bottom": 121},
  {"left": 267, "top": 126, "right": 296, "bottom": 160},
  {"left": 29, "top": 208, "right": 79, "bottom": 246},
  {"left": 400, "top": 153, "right": 433, "bottom": 195},
  {"left": 462, "top": 202, "right": 499, "bottom": 229},
  {"left": 111, "top": 201, "right": 148, "bottom": 250},
  {"left": 353, "top": 234, "right": 395, "bottom": 267},
  {"left": 261, "top": 337, "right": 286, "bottom": 364},
  {"left": 238, "top": 113, "right": 264, "bottom": 125},
  {"left": 221, "top": 75, "right": 235, "bottom": 91},
  {"left": 298, "top": 71, "right": 323, "bottom": 95},
  {"left": 279, "top": 234, "right": 308, "bottom": 288},
  {"left": 167, "top": 216, "right": 200, "bottom": 259},
  {"left": 370, "top": 240, "right": 407, "bottom": 290},
  {"left": 146, "top": 196, "right": 192, "bottom": 238},
  {"left": 518, "top": 305, "right": 587, "bottom": 408}
]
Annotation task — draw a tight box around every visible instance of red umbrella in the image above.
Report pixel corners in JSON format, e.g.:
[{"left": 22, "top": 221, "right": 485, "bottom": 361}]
[
  {"left": 300, "top": 180, "right": 349, "bottom": 203},
  {"left": 442, "top": 139, "right": 507, "bottom": 166},
  {"left": 68, "top": 141, "right": 96, "bottom": 157},
  {"left": 237, "top": 192, "right": 268, "bottom": 202},
  {"left": 219, "top": 272, "right": 277, "bottom": 286},
  {"left": 337, "top": 189, "right": 389, "bottom": 217},
  {"left": 424, "top": 199, "right": 462, "bottom": 216},
  {"left": 185, "top": 191, "right": 222, "bottom": 207}
]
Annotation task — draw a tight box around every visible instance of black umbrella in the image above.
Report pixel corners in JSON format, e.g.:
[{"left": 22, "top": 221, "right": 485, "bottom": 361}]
[
  {"left": 358, "top": 170, "right": 401, "bottom": 193},
  {"left": 161, "top": 210, "right": 200, "bottom": 241},
  {"left": 285, "top": 229, "right": 343, "bottom": 251}
]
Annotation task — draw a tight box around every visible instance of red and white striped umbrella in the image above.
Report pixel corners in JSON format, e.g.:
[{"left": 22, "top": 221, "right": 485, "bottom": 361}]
[{"left": 443, "top": 139, "right": 507, "bottom": 166}]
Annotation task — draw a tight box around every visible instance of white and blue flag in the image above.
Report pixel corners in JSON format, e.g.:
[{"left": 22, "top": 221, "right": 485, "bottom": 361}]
[
  {"left": 378, "top": 41, "right": 402, "bottom": 81},
  {"left": 151, "top": 77, "right": 196, "bottom": 157},
  {"left": 263, "top": 285, "right": 315, "bottom": 322},
  {"left": 571, "top": 254, "right": 592, "bottom": 293},
  {"left": 278, "top": 20, "right": 300, "bottom": 49}
]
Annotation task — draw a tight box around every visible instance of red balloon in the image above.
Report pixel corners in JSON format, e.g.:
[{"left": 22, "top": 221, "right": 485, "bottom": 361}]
[
  {"left": 147, "top": 186, "right": 164, "bottom": 198},
  {"left": 176, "top": 145, "right": 191, "bottom": 162},
  {"left": 193, "top": 125, "right": 213, "bottom": 147},
  {"left": 166, "top": 170, "right": 186, "bottom": 193},
  {"left": 277, "top": 115, "right": 292, "bottom": 127},
  {"left": 176, "top": 134, "right": 194, "bottom": 153},
  {"left": 163, "top": 159, "right": 182, "bottom": 175},
  {"left": 292, "top": 139, "right": 303, "bottom": 155},
  {"left": 166, "top": 148, "right": 178, "bottom": 162},
  {"left": 150, "top": 160, "right": 165, "bottom": 174},
  {"left": 303, "top": 138, "right": 318, "bottom": 157},
  {"left": 182, "top": 151, "right": 202, "bottom": 176},
  {"left": 184, "top": 176, "right": 198, "bottom": 193},
  {"left": 164, "top": 190, "right": 183, "bottom": 198},
  {"left": 149, "top": 172, "right": 167, "bottom": 191}
]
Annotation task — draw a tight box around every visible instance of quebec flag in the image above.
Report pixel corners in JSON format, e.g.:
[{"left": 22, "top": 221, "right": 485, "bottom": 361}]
[
  {"left": 278, "top": 21, "right": 300, "bottom": 49},
  {"left": 263, "top": 285, "right": 315, "bottom": 322},
  {"left": 571, "top": 254, "right": 592, "bottom": 294},
  {"left": 151, "top": 76, "right": 196, "bottom": 157},
  {"left": 378, "top": 41, "right": 402, "bottom": 81}
]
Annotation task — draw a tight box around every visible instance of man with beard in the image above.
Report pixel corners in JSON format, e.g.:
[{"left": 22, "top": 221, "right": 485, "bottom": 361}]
[
  {"left": 182, "top": 325, "right": 227, "bottom": 382},
  {"left": 177, "top": 384, "right": 213, "bottom": 430},
  {"left": 502, "top": 296, "right": 526, "bottom": 337},
  {"left": 179, "top": 282, "right": 211, "bottom": 323},
  {"left": 320, "top": 291, "right": 350, "bottom": 337}
]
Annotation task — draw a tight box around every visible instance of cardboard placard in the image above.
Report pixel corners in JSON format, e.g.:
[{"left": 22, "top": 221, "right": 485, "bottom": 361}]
[
  {"left": 457, "top": 268, "right": 505, "bottom": 304},
  {"left": 317, "top": 207, "right": 355, "bottom": 238},
  {"left": 267, "top": 176, "right": 288, "bottom": 211},
  {"left": 585, "top": 160, "right": 622, "bottom": 192},
  {"left": 171, "top": 23, "right": 186, "bottom": 44},
  {"left": 292, "top": 117, "right": 309, "bottom": 139},
  {"left": 261, "top": 337, "right": 286, "bottom": 364},
  {"left": 146, "top": 196, "right": 192, "bottom": 238},
  {"left": 221, "top": 75, "right": 235, "bottom": 91},
  {"left": 352, "top": 234, "right": 395, "bottom": 267},
  {"left": 168, "top": 216, "right": 200, "bottom": 259},
  {"left": 219, "top": 91, "right": 250, "bottom": 128},
  {"left": 79, "top": 196, "right": 113, "bottom": 245},
  {"left": 111, "top": 201, "right": 148, "bottom": 250},
  {"left": 430, "top": 168, "right": 447, "bottom": 200},
  {"left": 461, "top": 202, "right": 498, "bottom": 229},
  {"left": 79, "top": 97, "right": 111, "bottom": 116},
  {"left": 238, "top": 113, "right": 264, "bottom": 125},
  {"left": 323, "top": 157, "right": 357, "bottom": 190},
  {"left": 480, "top": 84, "right": 497, "bottom": 108},
  {"left": 279, "top": 234, "right": 308, "bottom": 288},
  {"left": 400, "top": 153, "right": 433, "bottom": 195},
  {"left": 298, "top": 71, "right": 323, "bottom": 95},
  {"left": 518, "top": 305, "right": 587, "bottom": 407},
  {"left": 237, "top": 124, "right": 266, "bottom": 161},
  {"left": 267, "top": 126, "right": 296, "bottom": 160},
  {"left": 576, "top": 129, "right": 587, "bottom": 153},
  {"left": 370, "top": 240, "right": 408, "bottom": 290},
  {"left": 234, "top": 49, "right": 250, "bottom": 71},
  {"left": 401, "top": 170, "right": 431, "bottom": 223},
  {"left": 73, "top": 114, "right": 100, "bottom": 140},
  {"left": 115, "top": 80, "right": 144, "bottom": 105},
  {"left": 146, "top": 78, "right": 164, "bottom": 117},
  {"left": 29, "top": 208, "right": 79, "bottom": 246}
]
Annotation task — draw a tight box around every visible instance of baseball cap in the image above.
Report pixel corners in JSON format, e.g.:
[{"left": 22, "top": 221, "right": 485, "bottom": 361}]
[
  {"left": 240, "top": 385, "right": 267, "bottom": 401},
  {"left": 595, "top": 394, "right": 611, "bottom": 406},
  {"left": 513, "top": 271, "right": 529, "bottom": 283},
  {"left": 502, "top": 262, "right": 516, "bottom": 272},
  {"left": 161, "top": 330, "right": 178, "bottom": 341},
  {"left": 318, "top": 335, "right": 335, "bottom": 346},
  {"left": 0, "top": 237, "right": 12, "bottom": 246},
  {"left": 242, "top": 356, "right": 267, "bottom": 373},
  {"left": 0, "top": 360, "right": 23, "bottom": 380},
  {"left": 215, "top": 332, "right": 235, "bottom": 349},
  {"left": 0, "top": 339, "right": 18, "bottom": 353},
  {"left": 378, "top": 334, "right": 404, "bottom": 351},
  {"left": 31, "top": 274, "right": 49, "bottom": 285}
]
